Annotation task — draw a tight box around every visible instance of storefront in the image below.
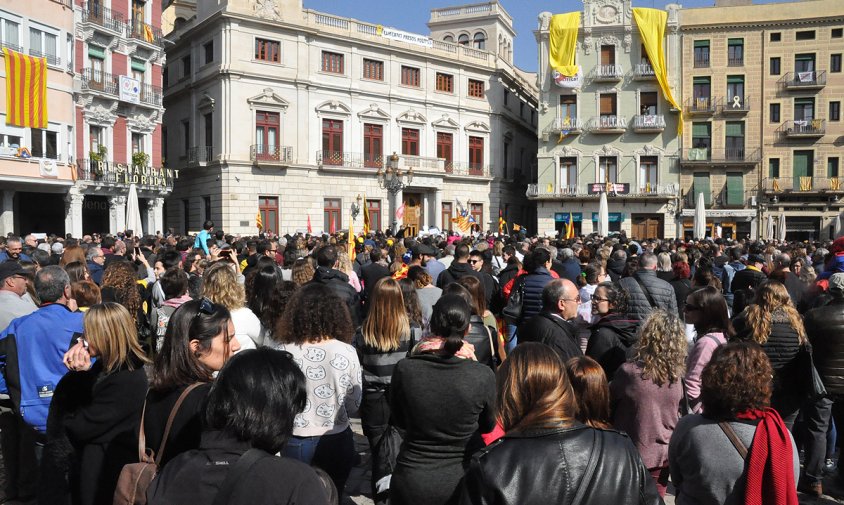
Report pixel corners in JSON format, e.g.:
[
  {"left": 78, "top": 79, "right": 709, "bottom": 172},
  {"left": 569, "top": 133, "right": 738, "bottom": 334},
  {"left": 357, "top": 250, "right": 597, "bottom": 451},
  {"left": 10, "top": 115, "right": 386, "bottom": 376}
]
[{"left": 680, "top": 209, "right": 757, "bottom": 240}]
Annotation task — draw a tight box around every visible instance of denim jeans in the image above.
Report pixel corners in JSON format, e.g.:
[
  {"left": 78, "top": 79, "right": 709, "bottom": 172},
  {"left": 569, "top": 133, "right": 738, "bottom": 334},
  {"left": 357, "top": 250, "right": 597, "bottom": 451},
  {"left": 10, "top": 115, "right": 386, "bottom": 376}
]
[
  {"left": 505, "top": 325, "right": 518, "bottom": 353},
  {"left": 283, "top": 427, "right": 355, "bottom": 495}
]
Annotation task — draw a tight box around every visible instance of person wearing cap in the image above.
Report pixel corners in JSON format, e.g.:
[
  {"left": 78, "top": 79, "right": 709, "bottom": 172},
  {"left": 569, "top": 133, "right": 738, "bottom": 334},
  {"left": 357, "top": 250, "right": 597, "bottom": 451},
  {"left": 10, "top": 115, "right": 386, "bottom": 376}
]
[
  {"left": 731, "top": 253, "right": 768, "bottom": 315},
  {"left": 802, "top": 272, "right": 844, "bottom": 494},
  {"left": 0, "top": 263, "right": 37, "bottom": 332}
]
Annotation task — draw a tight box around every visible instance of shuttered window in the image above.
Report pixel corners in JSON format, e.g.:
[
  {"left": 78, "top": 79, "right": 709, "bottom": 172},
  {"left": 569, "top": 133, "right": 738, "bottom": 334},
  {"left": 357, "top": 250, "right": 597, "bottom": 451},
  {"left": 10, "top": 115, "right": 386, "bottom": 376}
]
[
  {"left": 726, "top": 172, "right": 744, "bottom": 207},
  {"left": 694, "top": 172, "right": 711, "bottom": 205}
]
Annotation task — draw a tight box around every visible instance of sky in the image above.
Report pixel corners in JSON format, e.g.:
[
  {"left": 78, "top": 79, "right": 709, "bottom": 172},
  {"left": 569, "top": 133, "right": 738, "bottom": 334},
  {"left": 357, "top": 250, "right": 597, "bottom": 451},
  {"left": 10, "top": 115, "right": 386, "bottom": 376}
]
[{"left": 304, "top": 0, "right": 792, "bottom": 72}]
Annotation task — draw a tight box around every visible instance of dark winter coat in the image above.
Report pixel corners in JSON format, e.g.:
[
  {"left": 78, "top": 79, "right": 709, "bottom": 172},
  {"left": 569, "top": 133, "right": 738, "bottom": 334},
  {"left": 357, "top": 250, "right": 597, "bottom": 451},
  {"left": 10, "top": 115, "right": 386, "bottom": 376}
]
[
  {"left": 436, "top": 261, "right": 483, "bottom": 290},
  {"left": 310, "top": 266, "right": 361, "bottom": 326},
  {"left": 804, "top": 297, "right": 844, "bottom": 396},
  {"left": 518, "top": 267, "right": 555, "bottom": 323},
  {"left": 143, "top": 383, "right": 213, "bottom": 468},
  {"left": 556, "top": 258, "right": 583, "bottom": 285},
  {"left": 44, "top": 359, "right": 148, "bottom": 505},
  {"left": 606, "top": 258, "right": 626, "bottom": 283},
  {"left": 618, "top": 270, "right": 679, "bottom": 321},
  {"left": 496, "top": 262, "right": 520, "bottom": 292},
  {"left": 518, "top": 312, "right": 583, "bottom": 363},
  {"left": 730, "top": 266, "right": 768, "bottom": 315},
  {"left": 464, "top": 315, "right": 499, "bottom": 370},
  {"left": 361, "top": 261, "right": 390, "bottom": 302},
  {"left": 669, "top": 278, "right": 692, "bottom": 319},
  {"left": 586, "top": 314, "right": 641, "bottom": 380}
]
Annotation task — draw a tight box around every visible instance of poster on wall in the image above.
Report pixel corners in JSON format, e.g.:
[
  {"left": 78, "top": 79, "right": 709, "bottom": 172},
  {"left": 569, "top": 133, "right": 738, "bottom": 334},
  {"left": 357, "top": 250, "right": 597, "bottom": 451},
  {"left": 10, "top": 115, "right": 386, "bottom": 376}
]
[
  {"left": 552, "top": 66, "right": 583, "bottom": 89},
  {"left": 119, "top": 76, "right": 140, "bottom": 104}
]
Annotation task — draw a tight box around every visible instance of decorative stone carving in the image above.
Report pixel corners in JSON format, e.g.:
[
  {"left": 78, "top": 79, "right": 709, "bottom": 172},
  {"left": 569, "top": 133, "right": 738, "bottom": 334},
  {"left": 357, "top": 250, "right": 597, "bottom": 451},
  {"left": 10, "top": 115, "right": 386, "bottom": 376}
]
[
  {"left": 623, "top": 26, "right": 632, "bottom": 53},
  {"left": 583, "top": 28, "right": 593, "bottom": 55},
  {"left": 396, "top": 109, "right": 427, "bottom": 124},
  {"left": 315, "top": 100, "right": 351, "bottom": 116},
  {"left": 595, "top": 144, "right": 621, "bottom": 157},
  {"left": 83, "top": 103, "right": 118, "bottom": 127},
  {"left": 357, "top": 103, "right": 390, "bottom": 122},
  {"left": 249, "top": 88, "right": 290, "bottom": 111},
  {"left": 538, "top": 12, "right": 552, "bottom": 31},
  {"left": 431, "top": 114, "right": 459, "bottom": 129},
  {"left": 596, "top": 34, "right": 621, "bottom": 53},
  {"left": 253, "top": 0, "right": 281, "bottom": 21},
  {"left": 596, "top": 4, "right": 619, "bottom": 24},
  {"left": 555, "top": 145, "right": 582, "bottom": 157},
  {"left": 198, "top": 93, "right": 216, "bottom": 112},
  {"left": 635, "top": 144, "right": 664, "bottom": 156},
  {"left": 464, "top": 120, "right": 490, "bottom": 133},
  {"left": 126, "top": 111, "right": 159, "bottom": 134}
]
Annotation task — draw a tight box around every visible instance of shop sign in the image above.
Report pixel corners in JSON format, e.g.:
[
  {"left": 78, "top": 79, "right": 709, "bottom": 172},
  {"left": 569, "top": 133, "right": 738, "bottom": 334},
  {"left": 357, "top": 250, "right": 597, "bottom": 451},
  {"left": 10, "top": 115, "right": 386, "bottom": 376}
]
[
  {"left": 555, "top": 212, "right": 582, "bottom": 223},
  {"left": 83, "top": 160, "right": 179, "bottom": 189},
  {"left": 587, "top": 183, "right": 630, "bottom": 194},
  {"left": 592, "top": 212, "right": 624, "bottom": 222}
]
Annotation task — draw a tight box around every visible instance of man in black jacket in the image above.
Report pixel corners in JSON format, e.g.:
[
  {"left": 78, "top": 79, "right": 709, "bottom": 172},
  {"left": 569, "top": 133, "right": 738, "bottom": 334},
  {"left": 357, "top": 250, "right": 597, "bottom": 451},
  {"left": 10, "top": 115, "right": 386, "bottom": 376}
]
[
  {"left": 309, "top": 245, "right": 362, "bottom": 325},
  {"left": 731, "top": 253, "right": 767, "bottom": 315},
  {"left": 517, "top": 279, "right": 583, "bottom": 362},
  {"left": 436, "top": 244, "right": 482, "bottom": 289},
  {"left": 618, "top": 253, "right": 677, "bottom": 321},
  {"left": 360, "top": 247, "right": 390, "bottom": 304}
]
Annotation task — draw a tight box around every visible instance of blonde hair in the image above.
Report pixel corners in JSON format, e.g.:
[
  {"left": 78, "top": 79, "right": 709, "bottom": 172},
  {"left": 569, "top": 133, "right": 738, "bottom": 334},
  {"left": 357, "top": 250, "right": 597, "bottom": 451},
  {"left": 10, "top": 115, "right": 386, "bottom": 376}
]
[
  {"left": 84, "top": 303, "right": 149, "bottom": 373},
  {"left": 745, "top": 281, "right": 807, "bottom": 345},
  {"left": 202, "top": 262, "right": 245, "bottom": 310},
  {"left": 336, "top": 249, "right": 353, "bottom": 276},
  {"left": 361, "top": 278, "right": 410, "bottom": 352},
  {"left": 634, "top": 309, "right": 687, "bottom": 386}
]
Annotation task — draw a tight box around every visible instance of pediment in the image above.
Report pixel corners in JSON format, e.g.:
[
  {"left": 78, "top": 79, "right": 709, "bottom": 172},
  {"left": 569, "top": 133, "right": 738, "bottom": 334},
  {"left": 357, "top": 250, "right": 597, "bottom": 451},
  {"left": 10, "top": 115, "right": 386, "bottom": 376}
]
[
  {"left": 465, "top": 120, "right": 491, "bottom": 133},
  {"left": 432, "top": 114, "right": 459, "bottom": 129},
  {"left": 357, "top": 103, "right": 390, "bottom": 121},
  {"left": 247, "top": 88, "right": 290, "bottom": 110},
  {"left": 315, "top": 100, "right": 351, "bottom": 115},
  {"left": 594, "top": 144, "right": 622, "bottom": 157},
  {"left": 397, "top": 109, "right": 427, "bottom": 125}
]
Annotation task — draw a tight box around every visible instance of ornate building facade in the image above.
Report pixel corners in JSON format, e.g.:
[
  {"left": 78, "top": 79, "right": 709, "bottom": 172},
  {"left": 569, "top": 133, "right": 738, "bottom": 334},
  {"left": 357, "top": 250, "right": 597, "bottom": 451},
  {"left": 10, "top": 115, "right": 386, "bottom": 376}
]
[{"left": 161, "top": 0, "right": 537, "bottom": 235}]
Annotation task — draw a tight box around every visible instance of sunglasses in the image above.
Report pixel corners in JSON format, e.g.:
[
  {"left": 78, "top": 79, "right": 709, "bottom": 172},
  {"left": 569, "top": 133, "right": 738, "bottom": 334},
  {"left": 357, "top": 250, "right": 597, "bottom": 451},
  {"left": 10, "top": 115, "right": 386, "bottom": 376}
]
[
  {"left": 468, "top": 259, "right": 480, "bottom": 264},
  {"left": 194, "top": 297, "right": 217, "bottom": 320}
]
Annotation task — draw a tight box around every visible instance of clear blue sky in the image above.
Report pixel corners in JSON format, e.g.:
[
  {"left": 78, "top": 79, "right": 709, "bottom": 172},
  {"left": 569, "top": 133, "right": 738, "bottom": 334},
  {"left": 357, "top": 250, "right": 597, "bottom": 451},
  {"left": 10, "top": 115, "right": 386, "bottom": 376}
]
[{"left": 304, "top": 0, "right": 792, "bottom": 72}]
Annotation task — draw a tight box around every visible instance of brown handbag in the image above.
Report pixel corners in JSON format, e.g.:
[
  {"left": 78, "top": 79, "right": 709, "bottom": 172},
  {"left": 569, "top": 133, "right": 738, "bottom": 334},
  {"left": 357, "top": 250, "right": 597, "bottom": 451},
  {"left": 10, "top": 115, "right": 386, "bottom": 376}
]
[{"left": 113, "top": 383, "right": 203, "bottom": 505}]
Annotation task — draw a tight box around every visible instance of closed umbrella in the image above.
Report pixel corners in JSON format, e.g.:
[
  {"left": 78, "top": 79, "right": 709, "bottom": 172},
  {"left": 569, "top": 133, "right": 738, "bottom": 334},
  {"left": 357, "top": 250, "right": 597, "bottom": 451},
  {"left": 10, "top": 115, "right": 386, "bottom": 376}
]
[
  {"left": 125, "top": 184, "right": 144, "bottom": 235},
  {"left": 693, "top": 192, "right": 706, "bottom": 240},
  {"left": 778, "top": 212, "right": 787, "bottom": 242},
  {"left": 834, "top": 213, "right": 843, "bottom": 239},
  {"left": 597, "top": 191, "right": 609, "bottom": 236},
  {"left": 766, "top": 214, "right": 775, "bottom": 241}
]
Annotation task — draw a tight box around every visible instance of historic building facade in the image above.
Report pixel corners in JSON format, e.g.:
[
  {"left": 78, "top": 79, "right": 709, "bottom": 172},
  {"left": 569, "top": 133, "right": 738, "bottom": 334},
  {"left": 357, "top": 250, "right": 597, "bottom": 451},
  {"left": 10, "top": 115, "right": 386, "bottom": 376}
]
[
  {"left": 0, "top": 0, "right": 168, "bottom": 237},
  {"left": 531, "top": 0, "right": 682, "bottom": 239},
  {"left": 681, "top": 0, "right": 844, "bottom": 241},
  {"left": 161, "top": 0, "right": 537, "bottom": 236}
]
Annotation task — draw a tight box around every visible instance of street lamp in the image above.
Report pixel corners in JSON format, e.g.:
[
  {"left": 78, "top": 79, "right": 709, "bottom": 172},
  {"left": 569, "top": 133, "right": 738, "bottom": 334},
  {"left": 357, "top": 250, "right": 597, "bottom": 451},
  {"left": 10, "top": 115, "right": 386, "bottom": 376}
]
[{"left": 376, "top": 152, "right": 413, "bottom": 194}]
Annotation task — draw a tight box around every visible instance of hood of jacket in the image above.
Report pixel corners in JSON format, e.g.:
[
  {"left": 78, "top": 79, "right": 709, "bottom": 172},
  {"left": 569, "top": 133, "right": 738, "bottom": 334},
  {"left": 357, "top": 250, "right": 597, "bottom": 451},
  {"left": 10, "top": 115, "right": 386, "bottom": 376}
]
[
  {"left": 313, "top": 266, "right": 349, "bottom": 283},
  {"left": 607, "top": 258, "right": 625, "bottom": 275},
  {"left": 446, "top": 261, "right": 477, "bottom": 277},
  {"left": 591, "top": 313, "right": 640, "bottom": 347}
]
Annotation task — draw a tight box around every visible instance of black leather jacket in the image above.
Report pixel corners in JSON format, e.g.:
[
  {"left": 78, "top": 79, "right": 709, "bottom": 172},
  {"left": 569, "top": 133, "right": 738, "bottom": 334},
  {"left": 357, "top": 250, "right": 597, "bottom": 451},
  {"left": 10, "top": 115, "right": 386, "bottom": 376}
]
[
  {"left": 804, "top": 298, "right": 844, "bottom": 395},
  {"left": 457, "top": 424, "right": 663, "bottom": 505}
]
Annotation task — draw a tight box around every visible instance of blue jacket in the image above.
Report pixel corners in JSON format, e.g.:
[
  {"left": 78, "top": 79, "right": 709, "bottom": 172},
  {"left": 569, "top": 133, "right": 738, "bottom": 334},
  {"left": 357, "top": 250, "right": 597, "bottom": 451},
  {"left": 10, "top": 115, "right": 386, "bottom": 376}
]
[
  {"left": 0, "top": 251, "right": 32, "bottom": 263},
  {"left": 0, "top": 304, "right": 84, "bottom": 432},
  {"left": 88, "top": 260, "right": 104, "bottom": 285},
  {"left": 520, "top": 267, "right": 555, "bottom": 322}
]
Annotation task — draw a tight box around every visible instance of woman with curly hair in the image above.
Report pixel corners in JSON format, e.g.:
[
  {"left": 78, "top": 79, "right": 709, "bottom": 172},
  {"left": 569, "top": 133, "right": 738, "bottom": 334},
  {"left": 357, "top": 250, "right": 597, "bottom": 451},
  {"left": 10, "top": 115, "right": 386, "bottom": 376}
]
[
  {"left": 291, "top": 257, "right": 315, "bottom": 287},
  {"left": 566, "top": 356, "right": 611, "bottom": 430},
  {"left": 100, "top": 261, "right": 153, "bottom": 350},
  {"left": 669, "top": 342, "right": 799, "bottom": 505},
  {"left": 683, "top": 285, "right": 734, "bottom": 413},
  {"left": 611, "top": 309, "right": 687, "bottom": 497},
  {"left": 246, "top": 265, "right": 297, "bottom": 346},
  {"left": 732, "top": 280, "right": 807, "bottom": 429},
  {"left": 202, "top": 261, "right": 259, "bottom": 350},
  {"left": 271, "top": 282, "right": 362, "bottom": 497},
  {"left": 585, "top": 281, "right": 639, "bottom": 380}
]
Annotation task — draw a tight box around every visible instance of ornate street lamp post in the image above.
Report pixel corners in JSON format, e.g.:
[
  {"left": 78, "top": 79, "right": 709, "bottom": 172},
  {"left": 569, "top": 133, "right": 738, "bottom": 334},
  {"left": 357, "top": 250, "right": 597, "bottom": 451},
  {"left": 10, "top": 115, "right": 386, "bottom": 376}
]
[{"left": 376, "top": 152, "right": 413, "bottom": 232}]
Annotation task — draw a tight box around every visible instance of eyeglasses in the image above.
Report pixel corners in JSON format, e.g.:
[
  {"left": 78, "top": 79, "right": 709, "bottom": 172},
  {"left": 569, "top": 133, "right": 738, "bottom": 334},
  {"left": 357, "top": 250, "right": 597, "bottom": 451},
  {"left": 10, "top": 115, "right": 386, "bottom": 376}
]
[
  {"left": 468, "top": 259, "right": 480, "bottom": 265},
  {"left": 684, "top": 303, "right": 700, "bottom": 311},
  {"left": 194, "top": 298, "right": 217, "bottom": 320},
  {"left": 561, "top": 295, "right": 582, "bottom": 303},
  {"left": 591, "top": 296, "right": 610, "bottom": 303}
]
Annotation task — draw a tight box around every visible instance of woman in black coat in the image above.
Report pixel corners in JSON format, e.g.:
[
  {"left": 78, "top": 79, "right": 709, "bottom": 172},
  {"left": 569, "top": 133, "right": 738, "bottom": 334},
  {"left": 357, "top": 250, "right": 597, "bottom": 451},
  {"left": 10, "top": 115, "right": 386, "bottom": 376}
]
[
  {"left": 144, "top": 298, "right": 241, "bottom": 468},
  {"left": 669, "top": 262, "right": 692, "bottom": 321},
  {"left": 585, "top": 282, "right": 639, "bottom": 380},
  {"left": 45, "top": 303, "right": 149, "bottom": 505},
  {"left": 390, "top": 295, "right": 496, "bottom": 505}
]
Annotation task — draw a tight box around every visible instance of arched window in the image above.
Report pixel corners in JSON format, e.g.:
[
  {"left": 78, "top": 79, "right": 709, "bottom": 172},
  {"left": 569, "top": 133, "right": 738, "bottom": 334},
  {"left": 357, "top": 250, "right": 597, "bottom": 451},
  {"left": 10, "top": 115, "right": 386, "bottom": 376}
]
[
  {"left": 458, "top": 34, "right": 469, "bottom": 46},
  {"left": 473, "top": 32, "right": 486, "bottom": 50},
  {"left": 443, "top": 35, "right": 454, "bottom": 43}
]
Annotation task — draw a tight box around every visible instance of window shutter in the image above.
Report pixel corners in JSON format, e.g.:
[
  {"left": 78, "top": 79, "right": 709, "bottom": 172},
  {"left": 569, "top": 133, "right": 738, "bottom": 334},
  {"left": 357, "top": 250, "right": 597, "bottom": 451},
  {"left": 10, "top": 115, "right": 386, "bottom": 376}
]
[
  {"left": 725, "top": 122, "right": 744, "bottom": 137},
  {"left": 692, "top": 122, "right": 710, "bottom": 137},
  {"left": 727, "top": 75, "right": 744, "bottom": 84},
  {"left": 131, "top": 58, "right": 146, "bottom": 72},
  {"left": 88, "top": 45, "right": 106, "bottom": 59},
  {"left": 726, "top": 172, "right": 744, "bottom": 206},
  {"left": 694, "top": 172, "right": 711, "bottom": 206},
  {"left": 694, "top": 40, "right": 709, "bottom": 48}
]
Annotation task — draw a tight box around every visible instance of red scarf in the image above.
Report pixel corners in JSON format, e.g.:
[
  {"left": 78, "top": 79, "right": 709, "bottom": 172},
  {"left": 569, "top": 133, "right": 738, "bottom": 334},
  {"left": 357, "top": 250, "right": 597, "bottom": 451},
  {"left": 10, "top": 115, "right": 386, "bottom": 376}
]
[{"left": 734, "top": 408, "right": 798, "bottom": 505}]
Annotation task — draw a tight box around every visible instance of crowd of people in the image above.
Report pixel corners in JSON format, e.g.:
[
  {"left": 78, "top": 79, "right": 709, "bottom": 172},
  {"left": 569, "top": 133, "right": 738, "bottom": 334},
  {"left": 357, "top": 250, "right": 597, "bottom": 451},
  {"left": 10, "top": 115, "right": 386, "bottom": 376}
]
[{"left": 1, "top": 221, "right": 843, "bottom": 504}]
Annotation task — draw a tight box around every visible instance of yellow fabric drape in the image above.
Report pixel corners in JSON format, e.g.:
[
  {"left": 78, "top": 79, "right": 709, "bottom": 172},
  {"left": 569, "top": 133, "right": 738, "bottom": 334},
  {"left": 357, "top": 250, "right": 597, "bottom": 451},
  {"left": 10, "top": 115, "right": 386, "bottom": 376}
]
[
  {"left": 632, "top": 8, "right": 682, "bottom": 135},
  {"left": 4, "top": 48, "right": 48, "bottom": 128},
  {"left": 549, "top": 13, "right": 580, "bottom": 77}
]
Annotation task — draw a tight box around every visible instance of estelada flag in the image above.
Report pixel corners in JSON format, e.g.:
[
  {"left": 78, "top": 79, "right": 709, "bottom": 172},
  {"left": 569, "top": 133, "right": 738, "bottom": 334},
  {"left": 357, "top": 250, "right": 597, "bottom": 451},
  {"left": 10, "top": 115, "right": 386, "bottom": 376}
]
[
  {"left": 4, "top": 49, "right": 48, "bottom": 129},
  {"left": 256, "top": 212, "right": 263, "bottom": 231}
]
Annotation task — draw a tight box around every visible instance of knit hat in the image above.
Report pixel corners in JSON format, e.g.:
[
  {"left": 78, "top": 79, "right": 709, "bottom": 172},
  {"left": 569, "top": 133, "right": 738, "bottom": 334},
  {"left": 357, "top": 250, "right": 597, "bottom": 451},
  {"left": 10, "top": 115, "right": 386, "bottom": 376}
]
[{"left": 829, "top": 273, "right": 844, "bottom": 296}]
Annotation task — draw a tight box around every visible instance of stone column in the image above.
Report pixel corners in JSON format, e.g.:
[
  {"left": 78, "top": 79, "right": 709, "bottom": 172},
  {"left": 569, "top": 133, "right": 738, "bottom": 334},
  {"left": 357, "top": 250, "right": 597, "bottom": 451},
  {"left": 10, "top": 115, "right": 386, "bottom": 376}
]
[
  {"left": 150, "top": 197, "right": 165, "bottom": 235},
  {"left": 434, "top": 189, "right": 443, "bottom": 230},
  {"left": 64, "top": 188, "right": 84, "bottom": 238},
  {"left": 0, "top": 190, "right": 14, "bottom": 236},
  {"left": 421, "top": 192, "right": 430, "bottom": 230},
  {"left": 109, "top": 195, "right": 126, "bottom": 235}
]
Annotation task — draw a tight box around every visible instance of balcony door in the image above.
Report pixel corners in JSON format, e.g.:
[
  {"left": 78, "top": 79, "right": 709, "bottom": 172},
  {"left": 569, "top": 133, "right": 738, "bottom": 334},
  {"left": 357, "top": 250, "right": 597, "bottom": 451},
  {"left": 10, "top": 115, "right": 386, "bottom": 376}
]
[
  {"left": 793, "top": 150, "right": 813, "bottom": 190},
  {"left": 256, "top": 111, "right": 279, "bottom": 160},
  {"left": 322, "top": 119, "right": 343, "bottom": 165},
  {"left": 560, "top": 95, "right": 577, "bottom": 126},
  {"left": 598, "top": 156, "right": 617, "bottom": 184},
  {"left": 725, "top": 122, "right": 744, "bottom": 160},
  {"left": 363, "top": 123, "right": 382, "bottom": 168}
]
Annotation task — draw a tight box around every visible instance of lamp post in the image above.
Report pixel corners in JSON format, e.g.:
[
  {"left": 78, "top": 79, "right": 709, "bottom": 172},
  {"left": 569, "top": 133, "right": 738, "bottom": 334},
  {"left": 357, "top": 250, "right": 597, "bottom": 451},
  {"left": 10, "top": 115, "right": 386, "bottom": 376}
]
[{"left": 377, "top": 152, "right": 413, "bottom": 232}]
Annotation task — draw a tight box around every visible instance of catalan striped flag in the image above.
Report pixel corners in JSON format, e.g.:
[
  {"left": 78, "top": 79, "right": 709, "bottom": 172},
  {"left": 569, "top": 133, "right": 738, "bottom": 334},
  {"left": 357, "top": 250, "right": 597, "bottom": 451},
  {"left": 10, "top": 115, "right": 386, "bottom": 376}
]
[
  {"left": 256, "top": 212, "right": 263, "bottom": 231},
  {"left": 4, "top": 49, "right": 48, "bottom": 129},
  {"left": 362, "top": 193, "right": 371, "bottom": 234}
]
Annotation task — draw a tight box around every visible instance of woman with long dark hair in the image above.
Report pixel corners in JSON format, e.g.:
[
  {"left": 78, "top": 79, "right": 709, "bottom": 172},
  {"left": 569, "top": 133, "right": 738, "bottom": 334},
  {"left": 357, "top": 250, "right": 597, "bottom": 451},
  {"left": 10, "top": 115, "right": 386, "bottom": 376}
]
[
  {"left": 390, "top": 295, "right": 496, "bottom": 505},
  {"left": 145, "top": 298, "right": 240, "bottom": 467},
  {"left": 566, "top": 356, "right": 611, "bottom": 429},
  {"left": 246, "top": 265, "right": 297, "bottom": 346},
  {"left": 683, "top": 285, "right": 734, "bottom": 413},
  {"left": 354, "top": 277, "right": 418, "bottom": 504},
  {"left": 457, "top": 343, "right": 661, "bottom": 505}
]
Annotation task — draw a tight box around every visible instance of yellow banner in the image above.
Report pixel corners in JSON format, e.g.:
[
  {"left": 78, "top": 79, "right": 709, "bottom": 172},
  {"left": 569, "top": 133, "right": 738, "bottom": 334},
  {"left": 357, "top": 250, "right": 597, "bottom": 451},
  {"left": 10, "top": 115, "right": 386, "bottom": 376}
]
[
  {"left": 632, "top": 8, "right": 683, "bottom": 135},
  {"left": 549, "top": 12, "right": 580, "bottom": 77},
  {"left": 4, "top": 48, "right": 48, "bottom": 129}
]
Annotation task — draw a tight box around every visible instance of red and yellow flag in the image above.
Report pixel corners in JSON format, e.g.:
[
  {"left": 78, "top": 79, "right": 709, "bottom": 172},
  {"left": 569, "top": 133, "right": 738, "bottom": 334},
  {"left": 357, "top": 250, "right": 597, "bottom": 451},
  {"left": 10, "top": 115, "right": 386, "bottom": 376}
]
[
  {"left": 4, "top": 49, "right": 48, "bottom": 129},
  {"left": 362, "top": 193, "right": 371, "bottom": 234}
]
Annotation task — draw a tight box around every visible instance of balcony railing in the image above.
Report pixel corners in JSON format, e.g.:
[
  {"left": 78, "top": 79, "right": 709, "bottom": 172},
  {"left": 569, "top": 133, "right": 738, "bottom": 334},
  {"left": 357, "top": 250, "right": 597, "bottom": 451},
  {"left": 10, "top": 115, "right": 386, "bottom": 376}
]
[
  {"left": 526, "top": 182, "right": 677, "bottom": 198},
  {"left": 782, "top": 70, "right": 827, "bottom": 90},
  {"left": 28, "top": 49, "right": 60, "bottom": 67},
  {"left": 589, "top": 115, "right": 627, "bottom": 132},
  {"left": 128, "top": 19, "right": 164, "bottom": 47},
  {"left": 542, "top": 117, "right": 583, "bottom": 138},
  {"left": 187, "top": 146, "right": 213, "bottom": 164},
  {"left": 693, "top": 56, "right": 710, "bottom": 68},
  {"left": 631, "top": 114, "right": 665, "bottom": 132},
  {"left": 727, "top": 56, "right": 743, "bottom": 67},
  {"left": 719, "top": 95, "right": 750, "bottom": 113},
  {"left": 251, "top": 145, "right": 292, "bottom": 163},
  {"left": 764, "top": 177, "right": 844, "bottom": 193},
  {"left": 80, "top": 68, "right": 119, "bottom": 95},
  {"left": 81, "top": 2, "right": 126, "bottom": 33},
  {"left": 686, "top": 97, "right": 716, "bottom": 114},
  {"left": 779, "top": 119, "right": 826, "bottom": 137},
  {"left": 317, "top": 150, "right": 386, "bottom": 168},
  {"left": 77, "top": 159, "right": 175, "bottom": 191},
  {"left": 447, "top": 161, "right": 489, "bottom": 177},
  {"left": 591, "top": 64, "right": 623, "bottom": 81},
  {"left": 681, "top": 148, "right": 761, "bottom": 163},
  {"left": 633, "top": 62, "right": 656, "bottom": 79},
  {"left": 403, "top": 155, "right": 443, "bottom": 171}
]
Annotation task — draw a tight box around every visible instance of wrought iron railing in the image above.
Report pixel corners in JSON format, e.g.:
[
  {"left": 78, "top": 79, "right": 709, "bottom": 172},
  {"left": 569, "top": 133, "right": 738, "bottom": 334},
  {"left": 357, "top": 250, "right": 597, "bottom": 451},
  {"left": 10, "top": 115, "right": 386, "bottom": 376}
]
[
  {"left": 631, "top": 114, "right": 665, "bottom": 130},
  {"left": 80, "top": 68, "right": 119, "bottom": 95},
  {"left": 779, "top": 119, "right": 826, "bottom": 136},
  {"left": 782, "top": 70, "right": 827, "bottom": 88},
  {"left": 251, "top": 145, "right": 292, "bottom": 163},
  {"left": 682, "top": 148, "right": 760, "bottom": 163},
  {"left": 82, "top": 2, "right": 126, "bottom": 33},
  {"left": 128, "top": 19, "right": 164, "bottom": 47},
  {"left": 28, "top": 49, "right": 60, "bottom": 67},
  {"left": 188, "top": 146, "right": 213, "bottom": 164},
  {"left": 591, "top": 64, "right": 623, "bottom": 80},
  {"left": 77, "top": 159, "right": 175, "bottom": 190}
]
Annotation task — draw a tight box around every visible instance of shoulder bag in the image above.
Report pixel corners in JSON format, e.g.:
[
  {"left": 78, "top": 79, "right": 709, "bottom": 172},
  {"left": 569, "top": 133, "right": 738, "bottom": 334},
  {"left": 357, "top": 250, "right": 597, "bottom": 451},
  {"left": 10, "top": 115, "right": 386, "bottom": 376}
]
[
  {"left": 114, "top": 383, "right": 203, "bottom": 505},
  {"left": 718, "top": 421, "right": 748, "bottom": 460},
  {"left": 502, "top": 276, "right": 525, "bottom": 324},
  {"left": 632, "top": 274, "right": 658, "bottom": 309},
  {"left": 796, "top": 344, "right": 827, "bottom": 401}
]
